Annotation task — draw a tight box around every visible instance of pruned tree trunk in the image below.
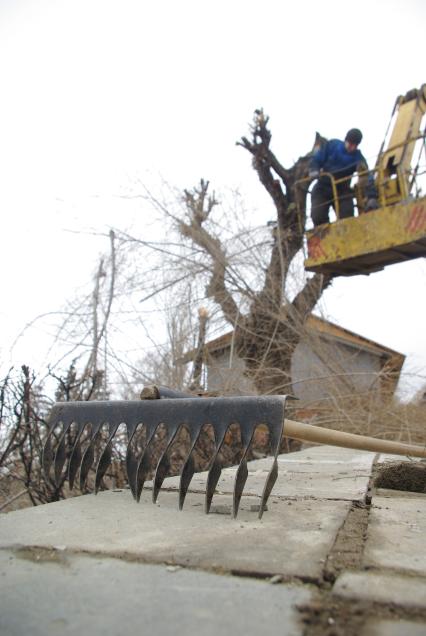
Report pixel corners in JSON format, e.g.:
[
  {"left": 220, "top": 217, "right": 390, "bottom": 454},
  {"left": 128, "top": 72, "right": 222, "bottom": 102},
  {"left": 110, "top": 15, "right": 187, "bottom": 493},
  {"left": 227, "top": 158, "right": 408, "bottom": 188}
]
[
  {"left": 189, "top": 307, "right": 209, "bottom": 392},
  {"left": 178, "top": 111, "right": 333, "bottom": 394}
]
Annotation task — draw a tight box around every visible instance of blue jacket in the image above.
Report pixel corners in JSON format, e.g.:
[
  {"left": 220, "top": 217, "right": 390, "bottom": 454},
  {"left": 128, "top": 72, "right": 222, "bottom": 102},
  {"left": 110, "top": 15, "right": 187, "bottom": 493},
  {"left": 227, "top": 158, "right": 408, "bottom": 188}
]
[
  {"left": 310, "top": 138, "right": 376, "bottom": 197},
  {"left": 310, "top": 138, "right": 366, "bottom": 180}
]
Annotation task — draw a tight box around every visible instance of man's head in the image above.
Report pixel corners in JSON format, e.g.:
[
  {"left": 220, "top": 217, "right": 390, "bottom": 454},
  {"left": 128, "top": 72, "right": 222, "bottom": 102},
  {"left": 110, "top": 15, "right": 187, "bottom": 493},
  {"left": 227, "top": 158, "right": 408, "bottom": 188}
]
[{"left": 345, "top": 128, "right": 363, "bottom": 152}]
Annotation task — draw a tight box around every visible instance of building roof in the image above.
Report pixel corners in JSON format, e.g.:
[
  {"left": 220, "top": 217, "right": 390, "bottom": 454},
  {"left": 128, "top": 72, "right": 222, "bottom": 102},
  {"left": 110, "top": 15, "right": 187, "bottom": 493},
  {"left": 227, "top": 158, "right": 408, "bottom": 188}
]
[{"left": 183, "top": 314, "right": 405, "bottom": 380}]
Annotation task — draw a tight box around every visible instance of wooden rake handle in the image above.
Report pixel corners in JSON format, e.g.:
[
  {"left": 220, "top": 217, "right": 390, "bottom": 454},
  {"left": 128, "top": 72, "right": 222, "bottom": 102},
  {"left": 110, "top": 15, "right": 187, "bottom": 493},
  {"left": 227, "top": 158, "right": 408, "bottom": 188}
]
[{"left": 284, "top": 419, "right": 426, "bottom": 458}]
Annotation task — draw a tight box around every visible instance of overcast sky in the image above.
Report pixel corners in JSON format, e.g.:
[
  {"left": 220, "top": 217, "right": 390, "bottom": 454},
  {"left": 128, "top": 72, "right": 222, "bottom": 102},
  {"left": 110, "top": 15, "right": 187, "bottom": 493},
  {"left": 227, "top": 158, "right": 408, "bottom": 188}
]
[{"left": 0, "top": 0, "right": 425, "bottom": 397}]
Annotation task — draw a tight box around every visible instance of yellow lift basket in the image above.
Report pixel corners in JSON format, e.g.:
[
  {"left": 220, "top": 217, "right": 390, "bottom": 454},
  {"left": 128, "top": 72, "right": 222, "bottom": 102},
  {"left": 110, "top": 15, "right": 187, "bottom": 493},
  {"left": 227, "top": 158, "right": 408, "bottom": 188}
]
[{"left": 303, "top": 85, "right": 426, "bottom": 276}]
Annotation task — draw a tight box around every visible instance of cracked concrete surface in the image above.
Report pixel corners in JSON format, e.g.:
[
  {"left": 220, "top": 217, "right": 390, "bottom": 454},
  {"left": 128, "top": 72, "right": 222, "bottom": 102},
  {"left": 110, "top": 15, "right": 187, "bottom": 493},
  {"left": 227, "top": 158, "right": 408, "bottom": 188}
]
[
  {"left": 0, "top": 549, "right": 312, "bottom": 636},
  {"left": 1, "top": 446, "right": 425, "bottom": 636}
]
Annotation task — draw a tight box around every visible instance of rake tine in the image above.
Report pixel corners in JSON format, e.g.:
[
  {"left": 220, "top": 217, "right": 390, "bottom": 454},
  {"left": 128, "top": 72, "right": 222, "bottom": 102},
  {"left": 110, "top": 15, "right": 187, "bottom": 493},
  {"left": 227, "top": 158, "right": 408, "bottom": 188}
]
[
  {"left": 125, "top": 420, "right": 148, "bottom": 499},
  {"left": 134, "top": 450, "right": 153, "bottom": 502},
  {"left": 125, "top": 428, "right": 139, "bottom": 499},
  {"left": 134, "top": 422, "right": 159, "bottom": 502},
  {"left": 232, "top": 424, "right": 257, "bottom": 518},
  {"left": 80, "top": 442, "right": 95, "bottom": 490},
  {"left": 178, "top": 422, "right": 204, "bottom": 510},
  {"left": 205, "top": 458, "right": 224, "bottom": 514},
  {"left": 205, "top": 427, "right": 229, "bottom": 514},
  {"left": 179, "top": 454, "right": 195, "bottom": 510},
  {"left": 68, "top": 430, "right": 84, "bottom": 490},
  {"left": 94, "top": 422, "right": 124, "bottom": 493},
  {"left": 152, "top": 453, "right": 171, "bottom": 503},
  {"left": 42, "top": 405, "right": 64, "bottom": 480},
  {"left": 53, "top": 420, "right": 74, "bottom": 487},
  {"left": 42, "top": 434, "right": 54, "bottom": 480},
  {"left": 53, "top": 432, "right": 68, "bottom": 486},
  {"left": 233, "top": 458, "right": 249, "bottom": 518},
  {"left": 79, "top": 422, "right": 103, "bottom": 490},
  {"left": 259, "top": 459, "right": 278, "bottom": 519},
  {"left": 95, "top": 428, "right": 116, "bottom": 493},
  {"left": 94, "top": 441, "right": 113, "bottom": 493},
  {"left": 153, "top": 424, "right": 182, "bottom": 503},
  {"left": 258, "top": 403, "right": 286, "bottom": 519}
]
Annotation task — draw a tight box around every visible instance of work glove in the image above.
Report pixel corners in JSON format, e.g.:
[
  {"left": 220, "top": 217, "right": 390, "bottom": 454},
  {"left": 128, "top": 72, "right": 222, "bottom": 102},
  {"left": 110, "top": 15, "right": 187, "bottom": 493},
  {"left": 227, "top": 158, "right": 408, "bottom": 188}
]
[
  {"left": 365, "top": 198, "right": 379, "bottom": 211},
  {"left": 309, "top": 169, "right": 319, "bottom": 179}
]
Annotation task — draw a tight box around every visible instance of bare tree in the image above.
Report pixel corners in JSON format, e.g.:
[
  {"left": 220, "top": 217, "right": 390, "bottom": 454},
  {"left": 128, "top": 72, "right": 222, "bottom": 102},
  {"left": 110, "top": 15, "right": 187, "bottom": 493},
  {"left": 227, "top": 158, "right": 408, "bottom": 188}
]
[{"left": 175, "top": 111, "right": 333, "bottom": 394}]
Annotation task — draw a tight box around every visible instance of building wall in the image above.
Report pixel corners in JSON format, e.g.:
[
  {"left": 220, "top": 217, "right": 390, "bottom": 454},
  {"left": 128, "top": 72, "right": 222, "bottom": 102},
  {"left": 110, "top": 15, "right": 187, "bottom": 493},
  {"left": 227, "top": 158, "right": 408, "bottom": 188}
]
[
  {"left": 290, "top": 338, "right": 383, "bottom": 402},
  {"left": 206, "top": 349, "right": 257, "bottom": 396},
  {"left": 206, "top": 336, "right": 384, "bottom": 400}
]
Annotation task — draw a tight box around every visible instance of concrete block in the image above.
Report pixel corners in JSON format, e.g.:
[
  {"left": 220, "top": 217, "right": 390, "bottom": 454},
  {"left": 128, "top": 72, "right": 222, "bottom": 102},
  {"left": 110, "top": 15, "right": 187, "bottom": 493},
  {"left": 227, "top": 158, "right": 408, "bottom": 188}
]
[
  {"left": 161, "top": 446, "right": 374, "bottom": 502},
  {"left": 375, "top": 488, "right": 426, "bottom": 499},
  {"left": 0, "top": 489, "right": 350, "bottom": 581},
  {"left": 332, "top": 571, "right": 426, "bottom": 610},
  {"left": 364, "top": 495, "right": 426, "bottom": 575},
  {"left": 376, "top": 453, "right": 426, "bottom": 464},
  {"left": 0, "top": 549, "right": 312, "bottom": 636},
  {"left": 361, "top": 619, "right": 426, "bottom": 636}
]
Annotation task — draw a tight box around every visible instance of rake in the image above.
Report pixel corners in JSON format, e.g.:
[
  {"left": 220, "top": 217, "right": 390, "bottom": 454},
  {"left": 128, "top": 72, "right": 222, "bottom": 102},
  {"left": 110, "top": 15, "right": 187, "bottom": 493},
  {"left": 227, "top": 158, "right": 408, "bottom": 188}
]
[{"left": 42, "top": 386, "right": 426, "bottom": 518}]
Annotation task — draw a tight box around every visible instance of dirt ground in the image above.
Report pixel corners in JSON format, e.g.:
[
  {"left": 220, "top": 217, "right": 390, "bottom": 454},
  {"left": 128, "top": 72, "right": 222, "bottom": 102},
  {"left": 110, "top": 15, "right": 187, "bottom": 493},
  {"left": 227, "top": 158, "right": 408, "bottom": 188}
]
[{"left": 374, "top": 460, "right": 426, "bottom": 493}]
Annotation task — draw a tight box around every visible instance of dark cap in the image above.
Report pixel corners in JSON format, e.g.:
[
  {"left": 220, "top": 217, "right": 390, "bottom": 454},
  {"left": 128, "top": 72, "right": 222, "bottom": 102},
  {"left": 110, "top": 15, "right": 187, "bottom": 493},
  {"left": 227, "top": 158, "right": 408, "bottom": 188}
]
[{"left": 345, "top": 128, "right": 363, "bottom": 145}]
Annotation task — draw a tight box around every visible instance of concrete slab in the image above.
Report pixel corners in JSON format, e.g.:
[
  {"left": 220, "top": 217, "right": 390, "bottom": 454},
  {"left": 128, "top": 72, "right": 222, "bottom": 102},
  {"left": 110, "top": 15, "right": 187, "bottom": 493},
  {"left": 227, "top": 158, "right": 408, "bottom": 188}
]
[
  {"left": 364, "top": 495, "right": 426, "bottom": 576},
  {"left": 332, "top": 571, "right": 426, "bottom": 610},
  {"left": 0, "top": 548, "right": 311, "bottom": 636},
  {"left": 361, "top": 619, "right": 426, "bottom": 636},
  {"left": 161, "top": 446, "right": 374, "bottom": 502},
  {"left": 0, "top": 489, "right": 350, "bottom": 581},
  {"left": 376, "top": 453, "right": 426, "bottom": 464},
  {"left": 375, "top": 488, "right": 426, "bottom": 499}
]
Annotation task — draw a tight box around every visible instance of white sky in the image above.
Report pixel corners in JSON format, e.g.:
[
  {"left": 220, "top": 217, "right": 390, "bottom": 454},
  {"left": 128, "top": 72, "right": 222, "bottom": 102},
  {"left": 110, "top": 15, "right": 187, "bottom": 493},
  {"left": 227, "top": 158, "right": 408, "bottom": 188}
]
[{"left": 0, "top": 0, "right": 425, "bottom": 397}]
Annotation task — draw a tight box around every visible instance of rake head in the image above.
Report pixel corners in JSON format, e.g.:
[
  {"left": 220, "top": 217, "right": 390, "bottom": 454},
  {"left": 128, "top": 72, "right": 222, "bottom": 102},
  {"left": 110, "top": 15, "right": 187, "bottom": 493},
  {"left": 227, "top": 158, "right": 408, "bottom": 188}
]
[{"left": 42, "top": 390, "right": 289, "bottom": 518}]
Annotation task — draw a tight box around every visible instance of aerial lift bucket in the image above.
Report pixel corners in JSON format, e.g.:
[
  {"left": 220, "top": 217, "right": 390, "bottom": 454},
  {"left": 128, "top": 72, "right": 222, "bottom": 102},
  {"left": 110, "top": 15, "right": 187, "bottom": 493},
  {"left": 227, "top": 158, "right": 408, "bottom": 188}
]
[
  {"left": 43, "top": 386, "right": 426, "bottom": 518},
  {"left": 303, "top": 85, "right": 426, "bottom": 277}
]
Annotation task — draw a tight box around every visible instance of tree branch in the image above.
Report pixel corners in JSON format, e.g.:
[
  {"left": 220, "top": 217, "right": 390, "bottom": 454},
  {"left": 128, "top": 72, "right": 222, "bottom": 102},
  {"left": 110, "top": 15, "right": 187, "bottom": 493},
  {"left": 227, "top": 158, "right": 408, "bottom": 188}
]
[
  {"left": 178, "top": 180, "right": 240, "bottom": 325},
  {"left": 291, "top": 272, "right": 333, "bottom": 322}
]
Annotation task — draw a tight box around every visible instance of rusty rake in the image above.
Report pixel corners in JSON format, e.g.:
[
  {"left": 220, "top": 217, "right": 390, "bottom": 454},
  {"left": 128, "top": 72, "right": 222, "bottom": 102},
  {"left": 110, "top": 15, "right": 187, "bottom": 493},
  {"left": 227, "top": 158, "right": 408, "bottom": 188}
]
[{"left": 43, "top": 386, "right": 426, "bottom": 518}]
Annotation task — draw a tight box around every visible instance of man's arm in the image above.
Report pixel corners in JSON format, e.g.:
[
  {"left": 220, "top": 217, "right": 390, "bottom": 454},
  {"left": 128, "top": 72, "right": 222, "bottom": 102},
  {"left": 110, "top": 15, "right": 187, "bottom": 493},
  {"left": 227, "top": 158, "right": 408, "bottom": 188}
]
[{"left": 310, "top": 139, "right": 330, "bottom": 176}]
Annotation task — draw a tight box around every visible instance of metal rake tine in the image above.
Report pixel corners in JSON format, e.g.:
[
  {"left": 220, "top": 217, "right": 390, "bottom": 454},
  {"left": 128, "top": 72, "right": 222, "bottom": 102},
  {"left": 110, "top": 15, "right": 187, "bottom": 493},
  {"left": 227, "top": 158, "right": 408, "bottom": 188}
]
[
  {"left": 68, "top": 430, "right": 84, "bottom": 490},
  {"left": 46, "top": 416, "right": 78, "bottom": 486},
  {"left": 232, "top": 459, "right": 249, "bottom": 518},
  {"left": 134, "top": 450, "right": 153, "bottom": 502},
  {"left": 95, "top": 423, "right": 121, "bottom": 493},
  {"left": 178, "top": 423, "right": 204, "bottom": 510},
  {"left": 258, "top": 404, "right": 286, "bottom": 518},
  {"left": 205, "top": 459, "right": 222, "bottom": 514},
  {"left": 53, "top": 431, "right": 68, "bottom": 486},
  {"left": 153, "top": 423, "right": 183, "bottom": 503},
  {"left": 42, "top": 433, "right": 54, "bottom": 480},
  {"left": 95, "top": 441, "right": 112, "bottom": 493},
  {"left": 258, "top": 459, "right": 278, "bottom": 519},
  {"left": 125, "top": 425, "right": 141, "bottom": 499},
  {"left": 232, "top": 424, "right": 257, "bottom": 518},
  {"left": 179, "top": 454, "right": 195, "bottom": 510},
  {"left": 80, "top": 442, "right": 95, "bottom": 490},
  {"left": 42, "top": 405, "right": 64, "bottom": 480},
  {"left": 79, "top": 422, "right": 103, "bottom": 490},
  {"left": 152, "top": 453, "right": 171, "bottom": 503},
  {"left": 178, "top": 430, "right": 202, "bottom": 510},
  {"left": 134, "top": 423, "right": 159, "bottom": 502},
  {"left": 205, "top": 426, "right": 229, "bottom": 514}
]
